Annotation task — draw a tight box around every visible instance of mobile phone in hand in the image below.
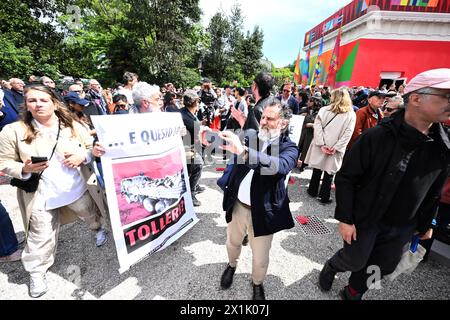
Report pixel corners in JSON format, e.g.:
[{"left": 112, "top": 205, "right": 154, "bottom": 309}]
[
  {"left": 205, "top": 131, "right": 226, "bottom": 145},
  {"left": 31, "top": 156, "right": 48, "bottom": 164}
]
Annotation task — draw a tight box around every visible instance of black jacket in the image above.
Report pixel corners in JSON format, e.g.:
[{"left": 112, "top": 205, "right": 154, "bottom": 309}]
[
  {"left": 335, "top": 110, "right": 450, "bottom": 234},
  {"left": 222, "top": 134, "right": 298, "bottom": 237}
]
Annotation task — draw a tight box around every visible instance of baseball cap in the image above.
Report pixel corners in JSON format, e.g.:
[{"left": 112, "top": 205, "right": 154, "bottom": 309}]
[
  {"left": 368, "top": 90, "right": 388, "bottom": 98},
  {"left": 183, "top": 89, "right": 200, "bottom": 106},
  {"left": 201, "top": 78, "right": 212, "bottom": 84},
  {"left": 63, "top": 91, "right": 90, "bottom": 107},
  {"left": 404, "top": 68, "right": 450, "bottom": 95}
]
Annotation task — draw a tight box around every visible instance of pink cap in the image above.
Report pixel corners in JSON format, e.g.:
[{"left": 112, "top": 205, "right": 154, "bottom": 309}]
[{"left": 404, "top": 68, "right": 450, "bottom": 95}]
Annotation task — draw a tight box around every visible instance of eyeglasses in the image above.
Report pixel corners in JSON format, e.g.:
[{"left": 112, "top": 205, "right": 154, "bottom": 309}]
[
  {"left": 283, "top": 89, "right": 291, "bottom": 93},
  {"left": 381, "top": 107, "right": 397, "bottom": 112},
  {"left": 72, "top": 90, "right": 82, "bottom": 93},
  {"left": 417, "top": 92, "right": 450, "bottom": 103}
]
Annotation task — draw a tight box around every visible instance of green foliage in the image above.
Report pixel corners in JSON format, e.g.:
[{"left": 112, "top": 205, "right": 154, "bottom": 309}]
[
  {"left": 203, "top": 4, "right": 264, "bottom": 87},
  {"left": 0, "top": 0, "right": 70, "bottom": 78},
  {"left": 0, "top": 0, "right": 265, "bottom": 88},
  {"left": 272, "top": 67, "right": 293, "bottom": 88}
]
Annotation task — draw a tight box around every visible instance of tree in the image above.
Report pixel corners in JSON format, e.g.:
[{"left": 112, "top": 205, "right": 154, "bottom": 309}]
[
  {"left": 203, "top": 11, "right": 231, "bottom": 85},
  {"left": 123, "top": 0, "right": 202, "bottom": 86},
  {"left": 239, "top": 26, "right": 264, "bottom": 80},
  {"left": 272, "top": 67, "right": 293, "bottom": 89},
  {"left": 0, "top": 0, "right": 72, "bottom": 78}
]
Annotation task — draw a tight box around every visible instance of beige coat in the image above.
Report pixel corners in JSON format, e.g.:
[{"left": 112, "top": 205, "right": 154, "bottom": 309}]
[
  {"left": 0, "top": 120, "right": 108, "bottom": 234},
  {"left": 304, "top": 106, "right": 356, "bottom": 175}
]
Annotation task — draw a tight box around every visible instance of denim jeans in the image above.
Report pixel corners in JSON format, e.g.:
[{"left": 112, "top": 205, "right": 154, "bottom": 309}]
[{"left": 0, "top": 201, "right": 18, "bottom": 257}]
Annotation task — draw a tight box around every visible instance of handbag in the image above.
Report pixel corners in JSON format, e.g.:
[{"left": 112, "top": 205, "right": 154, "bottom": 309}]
[
  {"left": 10, "top": 122, "right": 60, "bottom": 193},
  {"left": 385, "top": 235, "right": 426, "bottom": 281}
]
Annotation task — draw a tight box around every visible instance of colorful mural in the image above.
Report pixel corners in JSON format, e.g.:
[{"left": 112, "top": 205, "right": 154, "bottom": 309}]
[{"left": 304, "top": 0, "right": 449, "bottom": 46}]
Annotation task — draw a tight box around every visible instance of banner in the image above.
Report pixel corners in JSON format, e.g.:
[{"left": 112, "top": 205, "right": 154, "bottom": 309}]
[
  {"left": 92, "top": 113, "right": 199, "bottom": 273},
  {"left": 288, "top": 115, "right": 305, "bottom": 147}
]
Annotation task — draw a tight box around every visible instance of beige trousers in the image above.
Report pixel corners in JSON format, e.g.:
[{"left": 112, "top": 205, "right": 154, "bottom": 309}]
[
  {"left": 226, "top": 201, "right": 274, "bottom": 285},
  {"left": 22, "top": 191, "right": 102, "bottom": 276}
]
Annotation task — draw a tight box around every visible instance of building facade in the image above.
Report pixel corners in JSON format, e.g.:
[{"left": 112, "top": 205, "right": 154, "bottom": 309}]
[{"left": 303, "top": 0, "right": 450, "bottom": 88}]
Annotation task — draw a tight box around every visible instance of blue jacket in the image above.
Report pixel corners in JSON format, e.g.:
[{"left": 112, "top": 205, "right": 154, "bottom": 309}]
[
  {"left": 276, "top": 95, "right": 300, "bottom": 115},
  {"left": 222, "top": 134, "right": 298, "bottom": 237},
  {"left": 0, "top": 92, "right": 20, "bottom": 131}
]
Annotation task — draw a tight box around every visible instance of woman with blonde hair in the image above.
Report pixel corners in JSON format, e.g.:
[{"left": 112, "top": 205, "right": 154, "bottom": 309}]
[
  {"left": 304, "top": 87, "right": 356, "bottom": 204},
  {"left": 0, "top": 86, "right": 108, "bottom": 298}
]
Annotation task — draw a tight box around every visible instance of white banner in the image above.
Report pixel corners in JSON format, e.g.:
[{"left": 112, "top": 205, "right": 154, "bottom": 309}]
[
  {"left": 288, "top": 114, "right": 305, "bottom": 147},
  {"left": 91, "top": 113, "right": 199, "bottom": 273}
]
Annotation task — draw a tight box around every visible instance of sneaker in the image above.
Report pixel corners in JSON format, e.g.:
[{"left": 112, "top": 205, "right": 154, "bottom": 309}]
[
  {"left": 318, "top": 260, "right": 337, "bottom": 291},
  {"left": 195, "top": 185, "right": 206, "bottom": 194},
  {"left": 252, "top": 283, "right": 266, "bottom": 300},
  {"left": 29, "top": 274, "right": 48, "bottom": 298},
  {"left": 220, "top": 264, "right": 236, "bottom": 289},
  {"left": 0, "top": 249, "right": 22, "bottom": 263},
  {"left": 317, "top": 197, "right": 333, "bottom": 204},
  {"left": 95, "top": 228, "right": 107, "bottom": 247},
  {"left": 340, "top": 285, "right": 362, "bottom": 300},
  {"left": 192, "top": 196, "right": 201, "bottom": 207}
]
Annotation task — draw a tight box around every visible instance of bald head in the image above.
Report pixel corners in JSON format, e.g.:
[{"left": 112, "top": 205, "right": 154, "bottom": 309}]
[{"left": 68, "top": 84, "right": 86, "bottom": 98}]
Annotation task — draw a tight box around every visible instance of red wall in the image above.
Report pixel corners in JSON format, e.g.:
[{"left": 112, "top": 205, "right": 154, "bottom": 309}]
[{"left": 350, "top": 39, "right": 450, "bottom": 87}]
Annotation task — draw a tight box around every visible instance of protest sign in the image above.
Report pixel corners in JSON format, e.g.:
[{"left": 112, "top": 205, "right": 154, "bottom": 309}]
[{"left": 92, "top": 113, "right": 199, "bottom": 273}]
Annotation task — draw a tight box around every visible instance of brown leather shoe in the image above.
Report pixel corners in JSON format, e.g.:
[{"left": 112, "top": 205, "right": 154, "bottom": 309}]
[{"left": 0, "top": 249, "right": 22, "bottom": 263}]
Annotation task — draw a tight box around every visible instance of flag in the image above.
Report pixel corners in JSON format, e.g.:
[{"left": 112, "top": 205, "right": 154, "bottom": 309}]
[
  {"left": 310, "top": 35, "right": 324, "bottom": 86},
  {"left": 327, "top": 27, "right": 342, "bottom": 88},
  {"left": 303, "top": 42, "right": 311, "bottom": 85},
  {"left": 294, "top": 50, "right": 301, "bottom": 84},
  {"left": 318, "top": 35, "right": 324, "bottom": 56}
]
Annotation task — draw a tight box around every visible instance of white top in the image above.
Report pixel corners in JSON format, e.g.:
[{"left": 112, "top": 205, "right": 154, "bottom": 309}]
[
  {"left": 237, "top": 170, "right": 254, "bottom": 206},
  {"left": 237, "top": 141, "right": 272, "bottom": 206},
  {"left": 117, "top": 87, "right": 134, "bottom": 105},
  {"left": 33, "top": 120, "right": 88, "bottom": 210}
]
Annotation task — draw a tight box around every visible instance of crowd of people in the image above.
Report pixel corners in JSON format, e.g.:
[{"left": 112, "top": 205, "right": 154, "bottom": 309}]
[{"left": 0, "top": 68, "right": 449, "bottom": 301}]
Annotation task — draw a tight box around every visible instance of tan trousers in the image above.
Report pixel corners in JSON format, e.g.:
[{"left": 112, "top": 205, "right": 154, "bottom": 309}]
[
  {"left": 22, "top": 191, "right": 102, "bottom": 276},
  {"left": 226, "top": 201, "right": 274, "bottom": 285}
]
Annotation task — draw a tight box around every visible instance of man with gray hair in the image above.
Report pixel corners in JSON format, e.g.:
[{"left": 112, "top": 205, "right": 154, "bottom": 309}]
[
  {"left": 85, "top": 79, "right": 109, "bottom": 115},
  {"left": 5, "top": 78, "right": 25, "bottom": 109},
  {"left": 381, "top": 94, "right": 404, "bottom": 118},
  {"left": 208, "top": 101, "right": 298, "bottom": 300},
  {"left": 129, "top": 82, "right": 163, "bottom": 113}
]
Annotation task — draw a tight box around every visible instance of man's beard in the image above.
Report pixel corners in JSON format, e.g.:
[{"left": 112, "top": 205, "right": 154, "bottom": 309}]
[{"left": 258, "top": 127, "right": 281, "bottom": 142}]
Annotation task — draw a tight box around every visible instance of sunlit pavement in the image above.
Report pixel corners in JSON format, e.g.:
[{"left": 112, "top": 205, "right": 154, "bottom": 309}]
[{"left": 0, "top": 164, "right": 449, "bottom": 300}]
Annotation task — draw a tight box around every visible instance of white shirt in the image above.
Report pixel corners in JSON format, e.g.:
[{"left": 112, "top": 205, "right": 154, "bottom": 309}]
[
  {"left": 33, "top": 120, "right": 88, "bottom": 210},
  {"left": 237, "top": 169, "right": 254, "bottom": 206},
  {"left": 118, "top": 87, "right": 134, "bottom": 105},
  {"left": 237, "top": 140, "right": 273, "bottom": 206}
]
